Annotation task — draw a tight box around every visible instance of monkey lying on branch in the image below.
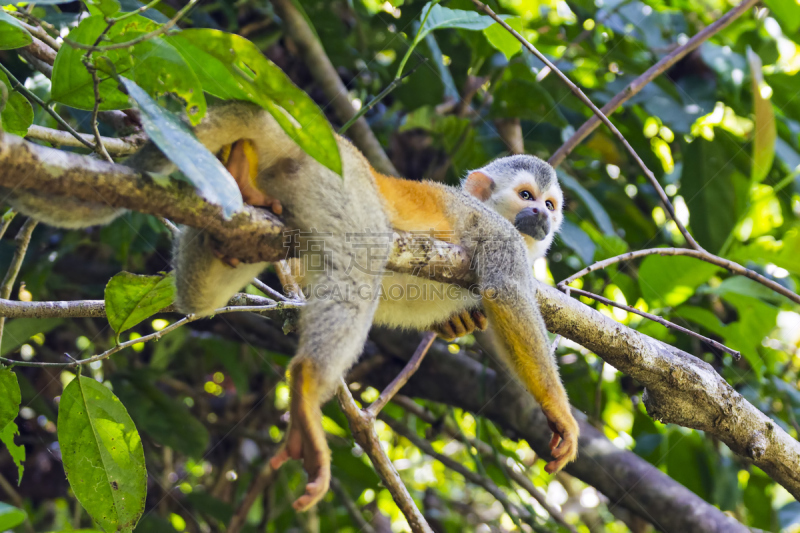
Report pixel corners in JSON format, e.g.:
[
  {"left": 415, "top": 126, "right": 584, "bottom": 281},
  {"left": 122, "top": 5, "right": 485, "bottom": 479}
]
[{"left": 2, "top": 101, "right": 578, "bottom": 511}]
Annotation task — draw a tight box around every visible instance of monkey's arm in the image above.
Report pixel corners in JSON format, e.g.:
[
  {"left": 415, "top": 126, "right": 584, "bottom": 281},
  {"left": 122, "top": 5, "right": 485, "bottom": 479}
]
[{"left": 483, "top": 294, "right": 578, "bottom": 472}]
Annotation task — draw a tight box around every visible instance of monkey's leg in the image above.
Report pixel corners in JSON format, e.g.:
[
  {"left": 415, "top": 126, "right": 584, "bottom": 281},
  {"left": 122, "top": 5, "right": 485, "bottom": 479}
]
[{"left": 269, "top": 255, "right": 384, "bottom": 511}]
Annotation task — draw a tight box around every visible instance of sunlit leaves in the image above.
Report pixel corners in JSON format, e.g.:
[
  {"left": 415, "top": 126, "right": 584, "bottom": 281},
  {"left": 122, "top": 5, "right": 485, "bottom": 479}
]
[
  {"left": 104, "top": 271, "right": 176, "bottom": 339},
  {"left": 638, "top": 255, "right": 721, "bottom": 308},
  {"left": 747, "top": 48, "right": 776, "bottom": 184},
  {"left": 52, "top": 15, "right": 206, "bottom": 122},
  {"left": 681, "top": 138, "right": 749, "bottom": 252},
  {"left": 167, "top": 29, "right": 342, "bottom": 176},
  {"left": 483, "top": 17, "right": 523, "bottom": 59},
  {"left": 58, "top": 375, "right": 146, "bottom": 533}
]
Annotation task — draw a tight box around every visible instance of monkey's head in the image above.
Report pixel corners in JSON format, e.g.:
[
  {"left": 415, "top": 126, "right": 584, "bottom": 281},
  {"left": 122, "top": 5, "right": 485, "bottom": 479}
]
[{"left": 462, "top": 155, "right": 563, "bottom": 260}]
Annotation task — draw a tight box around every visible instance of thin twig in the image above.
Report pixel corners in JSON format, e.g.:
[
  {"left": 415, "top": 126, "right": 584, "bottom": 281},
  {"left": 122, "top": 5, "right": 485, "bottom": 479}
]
[
  {"left": 366, "top": 331, "right": 436, "bottom": 416},
  {"left": 0, "top": 219, "right": 37, "bottom": 354},
  {"left": 539, "top": 0, "right": 636, "bottom": 80},
  {"left": 62, "top": 0, "right": 199, "bottom": 52},
  {"left": 391, "top": 396, "right": 579, "bottom": 533},
  {"left": 26, "top": 124, "right": 142, "bottom": 155},
  {"left": 380, "top": 414, "right": 533, "bottom": 524},
  {"left": 569, "top": 287, "right": 741, "bottom": 358},
  {"left": 0, "top": 293, "right": 282, "bottom": 320},
  {"left": 0, "top": 63, "right": 96, "bottom": 151},
  {"left": 338, "top": 58, "right": 427, "bottom": 134},
  {"left": 549, "top": 0, "right": 759, "bottom": 166},
  {"left": 558, "top": 247, "right": 800, "bottom": 306},
  {"left": 12, "top": 18, "right": 61, "bottom": 51},
  {"left": 0, "top": 299, "right": 297, "bottom": 368},
  {"left": 227, "top": 461, "right": 278, "bottom": 533},
  {"left": 336, "top": 382, "right": 433, "bottom": 533},
  {"left": 84, "top": 23, "right": 115, "bottom": 163},
  {"left": 330, "top": 477, "right": 376, "bottom": 533},
  {"left": 251, "top": 277, "right": 288, "bottom": 302},
  {"left": 470, "top": 0, "right": 701, "bottom": 251},
  {"left": 0, "top": 210, "right": 16, "bottom": 241}
]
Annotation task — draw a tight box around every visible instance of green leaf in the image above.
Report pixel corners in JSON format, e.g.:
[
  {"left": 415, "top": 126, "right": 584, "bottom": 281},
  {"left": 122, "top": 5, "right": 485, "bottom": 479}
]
[
  {"left": 0, "top": 422, "right": 26, "bottom": 484},
  {"left": 0, "top": 69, "right": 33, "bottom": 136},
  {"left": 0, "top": 502, "right": 26, "bottom": 530},
  {"left": 664, "top": 429, "right": 712, "bottom": 500},
  {"left": 747, "top": 49, "right": 775, "bottom": 183},
  {"left": 638, "top": 255, "right": 721, "bottom": 308},
  {"left": 558, "top": 171, "right": 615, "bottom": 235},
  {"left": 0, "top": 367, "right": 20, "bottom": 430},
  {"left": 58, "top": 375, "right": 146, "bottom": 533},
  {"left": 119, "top": 77, "right": 243, "bottom": 217},
  {"left": 764, "top": 0, "right": 800, "bottom": 33},
  {"left": 83, "top": 0, "right": 121, "bottom": 16},
  {"left": 418, "top": 2, "right": 508, "bottom": 38},
  {"left": 52, "top": 15, "right": 206, "bottom": 123},
  {"left": 681, "top": 138, "right": 749, "bottom": 253},
  {"left": 483, "top": 18, "right": 522, "bottom": 60},
  {"left": 167, "top": 29, "right": 342, "bottom": 176},
  {"left": 559, "top": 219, "right": 595, "bottom": 265},
  {"left": 0, "top": 10, "right": 32, "bottom": 50},
  {"left": 0, "top": 317, "right": 63, "bottom": 356},
  {"left": 728, "top": 228, "right": 800, "bottom": 277},
  {"left": 113, "top": 372, "right": 209, "bottom": 458},
  {"left": 105, "top": 271, "right": 176, "bottom": 338}
]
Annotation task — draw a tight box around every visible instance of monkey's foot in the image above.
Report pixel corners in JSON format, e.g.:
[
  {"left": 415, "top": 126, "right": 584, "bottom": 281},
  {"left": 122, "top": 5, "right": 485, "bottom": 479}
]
[
  {"left": 542, "top": 408, "right": 579, "bottom": 474},
  {"left": 221, "top": 140, "right": 283, "bottom": 215},
  {"left": 432, "top": 309, "right": 488, "bottom": 340},
  {"left": 269, "top": 360, "right": 330, "bottom": 511}
]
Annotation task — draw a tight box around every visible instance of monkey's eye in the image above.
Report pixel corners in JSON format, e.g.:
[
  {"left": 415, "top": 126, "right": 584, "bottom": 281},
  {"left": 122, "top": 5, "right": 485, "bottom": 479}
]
[
  {"left": 545, "top": 200, "right": 555, "bottom": 211},
  {"left": 519, "top": 190, "right": 533, "bottom": 201}
]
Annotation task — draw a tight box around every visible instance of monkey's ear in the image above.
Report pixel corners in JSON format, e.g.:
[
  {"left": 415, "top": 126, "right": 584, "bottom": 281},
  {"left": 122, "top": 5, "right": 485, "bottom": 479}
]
[{"left": 464, "top": 171, "right": 494, "bottom": 202}]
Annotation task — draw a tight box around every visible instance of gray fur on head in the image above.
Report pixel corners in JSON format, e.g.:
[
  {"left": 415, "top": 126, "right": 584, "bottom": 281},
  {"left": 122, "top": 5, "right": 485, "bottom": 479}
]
[{"left": 470, "top": 154, "right": 557, "bottom": 193}]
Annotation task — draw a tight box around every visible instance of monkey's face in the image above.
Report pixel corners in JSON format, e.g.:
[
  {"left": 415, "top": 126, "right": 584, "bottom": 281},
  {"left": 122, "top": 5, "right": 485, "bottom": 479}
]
[
  {"left": 463, "top": 155, "right": 563, "bottom": 261},
  {"left": 493, "top": 175, "right": 563, "bottom": 259}
]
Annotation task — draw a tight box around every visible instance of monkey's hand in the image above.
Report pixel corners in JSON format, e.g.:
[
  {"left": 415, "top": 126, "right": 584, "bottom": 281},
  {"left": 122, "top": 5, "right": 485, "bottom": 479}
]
[
  {"left": 431, "top": 309, "right": 488, "bottom": 340},
  {"left": 269, "top": 360, "right": 330, "bottom": 511},
  {"left": 221, "top": 140, "right": 283, "bottom": 215},
  {"left": 542, "top": 407, "right": 579, "bottom": 474}
]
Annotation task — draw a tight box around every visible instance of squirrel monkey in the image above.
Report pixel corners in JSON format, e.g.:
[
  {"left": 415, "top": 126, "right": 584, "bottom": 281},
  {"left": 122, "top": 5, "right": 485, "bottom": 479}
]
[{"left": 2, "top": 102, "right": 578, "bottom": 511}]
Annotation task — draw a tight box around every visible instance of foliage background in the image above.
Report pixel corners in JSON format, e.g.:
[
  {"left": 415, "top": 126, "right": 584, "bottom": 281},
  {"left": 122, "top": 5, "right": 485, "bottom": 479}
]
[{"left": 1, "top": 0, "right": 799, "bottom": 531}]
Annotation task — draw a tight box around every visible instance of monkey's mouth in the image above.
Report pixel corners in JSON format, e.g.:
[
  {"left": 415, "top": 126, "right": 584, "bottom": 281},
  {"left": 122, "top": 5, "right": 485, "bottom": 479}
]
[{"left": 514, "top": 209, "right": 551, "bottom": 241}]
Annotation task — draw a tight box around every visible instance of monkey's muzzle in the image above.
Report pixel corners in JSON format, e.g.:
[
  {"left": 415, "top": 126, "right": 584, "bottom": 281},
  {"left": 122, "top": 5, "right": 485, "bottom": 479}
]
[{"left": 514, "top": 207, "right": 551, "bottom": 241}]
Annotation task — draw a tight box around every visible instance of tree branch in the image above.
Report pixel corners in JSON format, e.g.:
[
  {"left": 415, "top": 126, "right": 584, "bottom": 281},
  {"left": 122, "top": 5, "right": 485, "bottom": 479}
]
[
  {"left": 549, "top": 0, "right": 759, "bottom": 167},
  {"left": 336, "top": 382, "right": 433, "bottom": 533},
  {"left": 567, "top": 287, "right": 741, "bottom": 359},
  {"left": 536, "top": 283, "right": 800, "bottom": 502},
  {"left": 559, "top": 247, "right": 800, "bottom": 306},
  {"left": 365, "top": 332, "right": 750, "bottom": 533},
  {"left": 26, "top": 124, "right": 143, "bottom": 156}
]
